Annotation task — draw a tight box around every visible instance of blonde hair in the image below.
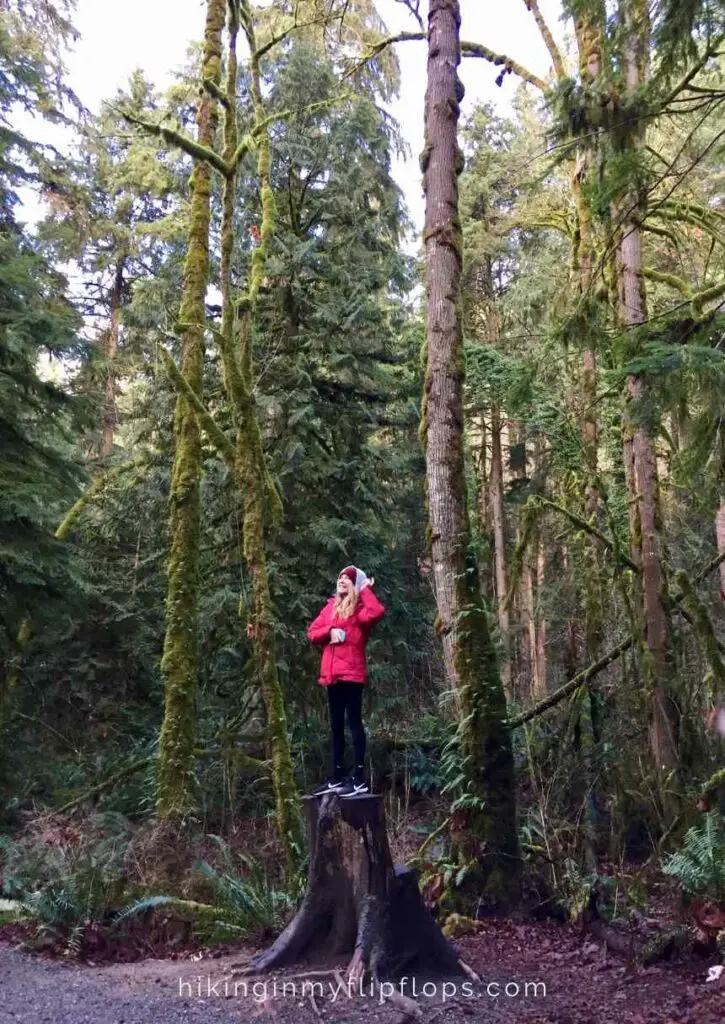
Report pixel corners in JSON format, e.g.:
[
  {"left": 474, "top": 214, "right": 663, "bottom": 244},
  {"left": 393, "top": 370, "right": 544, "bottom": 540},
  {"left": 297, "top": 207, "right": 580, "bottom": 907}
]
[{"left": 333, "top": 587, "right": 358, "bottom": 620}]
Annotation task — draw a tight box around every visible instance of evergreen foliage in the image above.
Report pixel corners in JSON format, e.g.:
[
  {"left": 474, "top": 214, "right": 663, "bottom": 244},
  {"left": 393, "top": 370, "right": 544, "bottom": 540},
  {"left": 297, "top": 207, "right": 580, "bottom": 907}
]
[{"left": 0, "top": 12, "right": 85, "bottom": 688}]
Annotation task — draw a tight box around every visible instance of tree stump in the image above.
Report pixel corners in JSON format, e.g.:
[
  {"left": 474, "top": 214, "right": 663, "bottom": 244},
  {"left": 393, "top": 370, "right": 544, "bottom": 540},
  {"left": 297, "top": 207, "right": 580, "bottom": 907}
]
[{"left": 247, "top": 792, "right": 464, "bottom": 980}]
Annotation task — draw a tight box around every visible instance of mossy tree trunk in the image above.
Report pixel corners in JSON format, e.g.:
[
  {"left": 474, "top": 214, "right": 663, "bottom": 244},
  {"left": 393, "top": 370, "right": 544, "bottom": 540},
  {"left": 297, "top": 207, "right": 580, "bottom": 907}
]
[
  {"left": 569, "top": 7, "right": 607, "bottom": 867},
  {"left": 227, "top": 0, "right": 303, "bottom": 868},
  {"left": 156, "top": 0, "right": 225, "bottom": 822},
  {"left": 421, "top": 0, "right": 519, "bottom": 908}
]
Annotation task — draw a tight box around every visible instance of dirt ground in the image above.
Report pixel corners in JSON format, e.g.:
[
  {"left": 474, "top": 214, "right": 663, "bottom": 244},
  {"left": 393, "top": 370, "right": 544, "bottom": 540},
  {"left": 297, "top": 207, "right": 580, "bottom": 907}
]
[{"left": 1, "top": 919, "right": 723, "bottom": 1024}]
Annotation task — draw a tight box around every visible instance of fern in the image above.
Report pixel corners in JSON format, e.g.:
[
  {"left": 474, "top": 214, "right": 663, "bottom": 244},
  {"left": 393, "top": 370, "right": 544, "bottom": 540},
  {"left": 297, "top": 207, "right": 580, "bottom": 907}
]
[
  {"left": 114, "top": 894, "right": 179, "bottom": 923},
  {"left": 192, "top": 854, "right": 295, "bottom": 933},
  {"left": 662, "top": 812, "right": 725, "bottom": 899}
]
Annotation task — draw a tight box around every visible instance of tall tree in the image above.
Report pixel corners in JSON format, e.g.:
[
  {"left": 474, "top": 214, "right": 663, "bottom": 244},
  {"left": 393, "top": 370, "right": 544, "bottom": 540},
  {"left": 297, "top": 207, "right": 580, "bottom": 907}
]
[
  {"left": 421, "top": 0, "right": 519, "bottom": 906},
  {"left": 154, "top": 0, "right": 225, "bottom": 822},
  {"left": 616, "top": 0, "right": 680, "bottom": 800}
]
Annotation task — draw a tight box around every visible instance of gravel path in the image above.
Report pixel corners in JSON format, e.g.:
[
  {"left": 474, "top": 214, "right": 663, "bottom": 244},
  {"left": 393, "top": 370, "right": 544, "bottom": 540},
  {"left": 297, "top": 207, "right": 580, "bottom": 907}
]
[
  {"left": 0, "top": 947, "right": 252, "bottom": 1024},
  {"left": 0, "top": 946, "right": 506, "bottom": 1024}
]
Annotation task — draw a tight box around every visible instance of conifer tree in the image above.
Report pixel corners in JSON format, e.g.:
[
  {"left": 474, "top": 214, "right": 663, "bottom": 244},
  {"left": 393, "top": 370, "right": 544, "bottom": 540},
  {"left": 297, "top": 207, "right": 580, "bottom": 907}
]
[{"left": 0, "top": 2, "right": 84, "bottom": 742}]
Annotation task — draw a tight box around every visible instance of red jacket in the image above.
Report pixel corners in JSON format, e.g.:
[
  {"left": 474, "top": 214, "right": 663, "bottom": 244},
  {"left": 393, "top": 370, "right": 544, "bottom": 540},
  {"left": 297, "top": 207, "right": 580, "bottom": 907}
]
[{"left": 307, "top": 586, "right": 385, "bottom": 686}]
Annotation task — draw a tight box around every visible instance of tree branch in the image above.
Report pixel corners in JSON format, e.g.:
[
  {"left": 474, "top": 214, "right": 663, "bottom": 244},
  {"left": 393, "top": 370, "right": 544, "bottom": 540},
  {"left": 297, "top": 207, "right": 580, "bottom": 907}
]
[
  {"left": 509, "top": 550, "right": 725, "bottom": 729},
  {"left": 461, "top": 40, "right": 547, "bottom": 92},
  {"left": 53, "top": 749, "right": 269, "bottom": 814},
  {"left": 340, "top": 31, "right": 425, "bottom": 81},
  {"left": 336, "top": 29, "right": 548, "bottom": 93},
  {"left": 641, "top": 222, "right": 681, "bottom": 249},
  {"left": 660, "top": 198, "right": 725, "bottom": 226},
  {"left": 55, "top": 459, "right": 144, "bottom": 541},
  {"left": 119, "top": 110, "right": 231, "bottom": 178},
  {"left": 248, "top": 96, "right": 350, "bottom": 157},
  {"left": 254, "top": 14, "right": 342, "bottom": 60},
  {"left": 651, "top": 203, "right": 725, "bottom": 249},
  {"left": 509, "top": 637, "right": 633, "bottom": 729},
  {"left": 507, "top": 216, "right": 573, "bottom": 237},
  {"left": 229, "top": 133, "right": 255, "bottom": 173},
  {"left": 160, "top": 348, "right": 236, "bottom": 468},
  {"left": 202, "top": 76, "right": 230, "bottom": 108},
  {"left": 660, "top": 40, "right": 724, "bottom": 110},
  {"left": 535, "top": 497, "right": 640, "bottom": 572},
  {"left": 694, "top": 549, "right": 725, "bottom": 586},
  {"left": 522, "top": 0, "right": 566, "bottom": 81},
  {"left": 54, "top": 756, "right": 156, "bottom": 814},
  {"left": 642, "top": 266, "right": 693, "bottom": 299},
  {"left": 395, "top": 0, "right": 425, "bottom": 32},
  {"left": 692, "top": 276, "right": 725, "bottom": 319}
]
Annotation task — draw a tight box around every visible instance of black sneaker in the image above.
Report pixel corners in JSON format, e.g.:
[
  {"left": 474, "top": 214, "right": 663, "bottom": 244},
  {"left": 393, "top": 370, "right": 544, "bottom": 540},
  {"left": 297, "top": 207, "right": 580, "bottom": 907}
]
[
  {"left": 312, "top": 777, "right": 346, "bottom": 796},
  {"left": 338, "top": 778, "right": 370, "bottom": 797}
]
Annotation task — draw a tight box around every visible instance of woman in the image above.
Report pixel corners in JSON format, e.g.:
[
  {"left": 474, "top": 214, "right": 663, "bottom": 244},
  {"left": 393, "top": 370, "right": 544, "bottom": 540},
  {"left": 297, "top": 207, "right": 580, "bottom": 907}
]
[{"left": 307, "top": 565, "right": 385, "bottom": 796}]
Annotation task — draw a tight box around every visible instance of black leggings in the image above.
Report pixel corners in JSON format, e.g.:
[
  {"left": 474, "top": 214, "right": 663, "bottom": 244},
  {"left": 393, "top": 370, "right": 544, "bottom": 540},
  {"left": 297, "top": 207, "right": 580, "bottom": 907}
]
[{"left": 327, "top": 681, "right": 366, "bottom": 778}]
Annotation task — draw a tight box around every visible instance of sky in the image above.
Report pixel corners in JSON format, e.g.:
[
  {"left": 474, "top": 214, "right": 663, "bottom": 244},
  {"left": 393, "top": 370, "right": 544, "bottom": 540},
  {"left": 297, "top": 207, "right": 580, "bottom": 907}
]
[{"left": 19, "top": 0, "right": 565, "bottom": 232}]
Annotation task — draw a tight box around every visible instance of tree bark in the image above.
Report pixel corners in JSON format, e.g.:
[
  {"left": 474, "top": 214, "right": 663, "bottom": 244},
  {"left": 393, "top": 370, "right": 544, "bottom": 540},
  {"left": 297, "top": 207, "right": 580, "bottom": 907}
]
[
  {"left": 617, "top": 0, "right": 679, "bottom": 796},
  {"left": 156, "top": 0, "right": 225, "bottom": 821},
  {"left": 716, "top": 499, "right": 725, "bottom": 602},
  {"left": 490, "top": 407, "right": 511, "bottom": 695},
  {"left": 101, "top": 257, "right": 124, "bottom": 457},
  {"left": 421, "top": 0, "right": 467, "bottom": 692},
  {"left": 421, "top": 0, "right": 519, "bottom": 907},
  {"left": 522, "top": 550, "right": 538, "bottom": 701},
  {"left": 535, "top": 538, "right": 547, "bottom": 697}
]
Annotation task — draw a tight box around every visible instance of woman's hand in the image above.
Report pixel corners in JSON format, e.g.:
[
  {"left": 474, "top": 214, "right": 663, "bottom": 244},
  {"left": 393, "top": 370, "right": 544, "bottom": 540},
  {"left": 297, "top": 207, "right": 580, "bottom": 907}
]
[
  {"left": 359, "top": 576, "right": 374, "bottom": 590},
  {"left": 330, "top": 627, "right": 346, "bottom": 644}
]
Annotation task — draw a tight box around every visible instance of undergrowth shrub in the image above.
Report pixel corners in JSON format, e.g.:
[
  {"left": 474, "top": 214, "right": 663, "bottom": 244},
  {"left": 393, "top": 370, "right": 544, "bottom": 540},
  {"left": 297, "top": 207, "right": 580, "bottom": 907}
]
[
  {"left": 0, "top": 812, "right": 133, "bottom": 953},
  {"left": 0, "top": 818, "right": 299, "bottom": 955}
]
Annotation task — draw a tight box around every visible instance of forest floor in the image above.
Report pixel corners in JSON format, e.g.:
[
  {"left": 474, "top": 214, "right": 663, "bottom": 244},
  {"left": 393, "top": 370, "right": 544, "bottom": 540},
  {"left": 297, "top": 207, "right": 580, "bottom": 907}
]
[{"left": 1, "top": 918, "right": 723, "bottom": 1024}]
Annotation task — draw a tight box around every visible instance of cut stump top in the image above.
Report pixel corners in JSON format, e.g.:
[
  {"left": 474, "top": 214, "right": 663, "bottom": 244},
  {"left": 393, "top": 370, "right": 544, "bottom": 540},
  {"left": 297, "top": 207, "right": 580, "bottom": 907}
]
[{"left": 302, "top": 792, "right": 382, "bottom": 831}]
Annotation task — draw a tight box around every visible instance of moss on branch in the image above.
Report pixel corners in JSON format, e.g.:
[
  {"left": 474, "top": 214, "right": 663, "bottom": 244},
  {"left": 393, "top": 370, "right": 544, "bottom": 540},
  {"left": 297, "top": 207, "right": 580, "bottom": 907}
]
[
  {"left": 461, "top": 40, "right": 547, "bottom": 91},
  {"left": 160, "top": 349, "right": 236, "bottom": 468},
  {"left": 641, "top": 267, "right": 693, "bottom": 299},
  {"left": 120, "top": 110, "right": 231, "bottom": 178},
  {"left": 202, "top": 76, "right": 230, "bottom": 108},
  {"left": 55, "top": 459, "right": 143, "bottom": 541},
  {"left": 523, "top": 0, "right": 566, "bottom": 80}
]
